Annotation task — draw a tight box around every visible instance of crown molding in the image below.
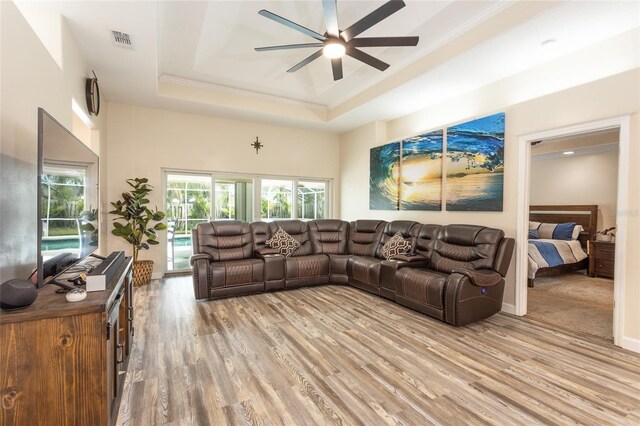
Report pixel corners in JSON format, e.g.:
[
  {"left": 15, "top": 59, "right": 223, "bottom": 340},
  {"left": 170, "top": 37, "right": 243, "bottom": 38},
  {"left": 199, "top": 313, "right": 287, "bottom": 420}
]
[{"left": 158, "top": 75, "right": 328, "bottom": 113}]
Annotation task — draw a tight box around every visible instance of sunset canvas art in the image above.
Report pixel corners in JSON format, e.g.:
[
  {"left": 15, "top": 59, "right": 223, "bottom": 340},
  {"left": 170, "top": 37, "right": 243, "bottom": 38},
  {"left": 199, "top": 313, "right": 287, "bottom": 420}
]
[
  {"left": 446, "top": 113, "right": 505, "bottom": 211},
  {"left": 401, "top": 130, "right": 443, "bottom": 211}
]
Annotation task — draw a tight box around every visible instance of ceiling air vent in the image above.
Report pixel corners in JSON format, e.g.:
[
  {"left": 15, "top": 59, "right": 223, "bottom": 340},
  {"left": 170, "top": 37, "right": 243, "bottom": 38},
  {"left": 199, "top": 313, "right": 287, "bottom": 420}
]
[{"left": 111, "top": 30, "right": 133, "bottom": 49}]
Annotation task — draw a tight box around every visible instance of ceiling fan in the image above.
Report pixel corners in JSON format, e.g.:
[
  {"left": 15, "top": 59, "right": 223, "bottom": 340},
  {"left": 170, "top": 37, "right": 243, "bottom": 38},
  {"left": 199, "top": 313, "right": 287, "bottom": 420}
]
[{"left": 255, "top": 0, "right": 419, "bottom": 81}]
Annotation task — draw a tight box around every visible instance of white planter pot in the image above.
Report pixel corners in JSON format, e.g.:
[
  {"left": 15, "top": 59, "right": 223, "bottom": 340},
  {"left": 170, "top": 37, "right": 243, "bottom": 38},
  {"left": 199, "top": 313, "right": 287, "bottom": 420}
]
[{"left": 596, "top": 234, "right": 613, "bottom": 242}]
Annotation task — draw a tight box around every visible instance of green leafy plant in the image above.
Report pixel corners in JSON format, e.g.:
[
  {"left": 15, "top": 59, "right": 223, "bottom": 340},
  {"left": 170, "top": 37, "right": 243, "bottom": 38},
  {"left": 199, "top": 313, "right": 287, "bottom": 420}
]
[{"left": 110, "top": 178, "right": 167, "bottom": 263}]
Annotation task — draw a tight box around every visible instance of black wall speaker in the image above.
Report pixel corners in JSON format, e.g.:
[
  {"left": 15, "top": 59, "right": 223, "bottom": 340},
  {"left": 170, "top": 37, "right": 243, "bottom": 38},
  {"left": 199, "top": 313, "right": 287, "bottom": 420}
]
[{"left": 0, "top": 279, "right": 38, "bottom": 310}]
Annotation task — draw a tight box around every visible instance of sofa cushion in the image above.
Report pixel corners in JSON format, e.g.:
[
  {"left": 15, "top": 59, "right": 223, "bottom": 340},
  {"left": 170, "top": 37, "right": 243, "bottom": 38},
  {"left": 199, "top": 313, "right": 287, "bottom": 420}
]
[
  {"left": 380, "top": 232, "right": 412, "bottom": 260},
  {"left": 193, "top": 221, "right": 253, "bottom": 261},
  {"left": 348, "top": 220, "right": 386, "bottom": 256},
  {"left": 429, "top": 225, "right": 504, "bottom": 274},
  {"left": 309, "top": 219, "right": 349, "bottom": 254},
  {"left": 266, "top": 227, "right": 300, "bottom": 257}
]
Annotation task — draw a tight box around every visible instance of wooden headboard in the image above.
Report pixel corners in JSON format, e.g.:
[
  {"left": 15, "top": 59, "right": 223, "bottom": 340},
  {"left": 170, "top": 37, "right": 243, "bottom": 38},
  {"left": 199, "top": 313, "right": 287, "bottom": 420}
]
[{"left": 529, "top": 205, "right": 598, "bottom": 246}]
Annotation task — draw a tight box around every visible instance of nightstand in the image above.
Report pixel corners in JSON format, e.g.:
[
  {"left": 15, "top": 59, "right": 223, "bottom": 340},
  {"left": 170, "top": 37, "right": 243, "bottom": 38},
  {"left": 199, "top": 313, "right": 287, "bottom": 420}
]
[{"left": 588, "top": 240, "right": 615, "bottom": 279}]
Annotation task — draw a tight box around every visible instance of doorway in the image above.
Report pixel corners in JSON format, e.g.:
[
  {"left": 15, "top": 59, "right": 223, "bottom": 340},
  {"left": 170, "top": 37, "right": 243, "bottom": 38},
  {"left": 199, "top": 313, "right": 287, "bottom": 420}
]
[
  {"left": 526, "top": 130, "right": 618, "bottom": 340},
  {"left": 515, "top": 116, "right": 630, "bottom": 347}
]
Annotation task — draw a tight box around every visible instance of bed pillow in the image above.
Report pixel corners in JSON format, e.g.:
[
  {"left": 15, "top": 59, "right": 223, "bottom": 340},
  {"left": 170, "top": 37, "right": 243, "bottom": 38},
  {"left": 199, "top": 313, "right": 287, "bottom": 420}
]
[
  {"left": 572, "top": 225, "right": 584, "bottom": 240},
  {"left": 528, "top": 229, "right": 540, "bottom": 239},
  {"left": 553, "top": 222, "right": 577, "bottom": 240},
  {"left": 529, "top": 221, "right": 541, "bottom": 230},
  {"left": 537, "top": 222, "right": 576, "bottom": 240}
]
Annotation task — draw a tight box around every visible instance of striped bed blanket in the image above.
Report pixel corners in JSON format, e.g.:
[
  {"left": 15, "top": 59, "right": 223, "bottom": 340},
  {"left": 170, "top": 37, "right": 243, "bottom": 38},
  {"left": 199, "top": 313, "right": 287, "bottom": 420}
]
[{"left": 528, "top": 239, "right": 588, "bottom": 279}]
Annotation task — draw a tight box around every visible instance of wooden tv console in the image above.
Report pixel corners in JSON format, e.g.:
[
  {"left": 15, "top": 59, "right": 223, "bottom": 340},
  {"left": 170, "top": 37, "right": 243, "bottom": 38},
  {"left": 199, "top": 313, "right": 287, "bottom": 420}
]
[{"left": 0, "top": 257, "right": 134, "bottom": 425}]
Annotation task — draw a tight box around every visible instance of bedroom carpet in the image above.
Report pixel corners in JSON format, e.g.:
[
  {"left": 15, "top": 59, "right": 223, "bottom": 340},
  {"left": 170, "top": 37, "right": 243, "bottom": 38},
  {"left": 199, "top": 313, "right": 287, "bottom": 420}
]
[{"left": 527, "top": 271, "right": 614, "bottom": 341}]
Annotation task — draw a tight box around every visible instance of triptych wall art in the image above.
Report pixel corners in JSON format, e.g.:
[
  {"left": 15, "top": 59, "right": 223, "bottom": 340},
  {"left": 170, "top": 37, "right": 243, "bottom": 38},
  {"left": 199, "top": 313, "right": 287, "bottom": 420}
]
[{"left": 369, "top": 112, "right": 505, "bottom": 212}]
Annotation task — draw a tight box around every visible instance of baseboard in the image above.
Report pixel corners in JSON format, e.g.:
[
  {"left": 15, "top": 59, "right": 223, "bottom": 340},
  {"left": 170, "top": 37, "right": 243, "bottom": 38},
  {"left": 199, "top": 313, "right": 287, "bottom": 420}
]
[
  {"left": 151, "top": 272, "right": 164, "bottom": 281},
  {"left": 501, "top": 303, "right": 516, "bottom": 315},
  {"left": 620, "top": 336, "right": 640, "bottom": 353}
]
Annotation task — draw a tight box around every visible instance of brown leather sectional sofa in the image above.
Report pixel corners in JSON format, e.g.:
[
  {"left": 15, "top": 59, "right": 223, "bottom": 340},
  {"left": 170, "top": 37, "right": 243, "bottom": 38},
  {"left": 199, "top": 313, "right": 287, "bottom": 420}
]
[{"left": 190, "top": 219, "right": 515, "bottom": 326}]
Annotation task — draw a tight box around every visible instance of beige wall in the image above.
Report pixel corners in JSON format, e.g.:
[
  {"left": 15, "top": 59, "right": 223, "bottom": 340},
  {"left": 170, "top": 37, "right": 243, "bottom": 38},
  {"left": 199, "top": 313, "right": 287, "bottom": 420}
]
[
  {"left": 626, "top": 114, "right": 640, "bottom": 341},
  {"left": 530, "top": 149, "right": 619, "bottom": 231},
  {"left": 105, "top": 103, "right": 340, "bottom": 274},
  {"left": 339, "top": 69, "right": 640, "bottom": 345},
  {"left": 0, "top": 1, "right": 106, "bottom": 280}
]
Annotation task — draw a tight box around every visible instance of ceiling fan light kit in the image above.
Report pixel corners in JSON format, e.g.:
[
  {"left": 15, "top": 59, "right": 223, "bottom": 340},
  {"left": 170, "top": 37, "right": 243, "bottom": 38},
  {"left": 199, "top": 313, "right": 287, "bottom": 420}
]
[
  {"left": 323, "top": 39, "right": 346, "bottom": 59},
  {"left": 255, "top": 0, "right": 419, "bottom": 81}
]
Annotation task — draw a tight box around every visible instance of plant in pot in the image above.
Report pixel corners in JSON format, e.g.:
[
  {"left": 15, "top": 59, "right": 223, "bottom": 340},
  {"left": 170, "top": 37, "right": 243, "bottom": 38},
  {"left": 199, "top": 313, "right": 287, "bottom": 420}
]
[
  {"left": 110, "top": 178, "right": 167, "bottom": 286},
  {"left": 595, "top": 226, "right": 616, "bottom": 242}
]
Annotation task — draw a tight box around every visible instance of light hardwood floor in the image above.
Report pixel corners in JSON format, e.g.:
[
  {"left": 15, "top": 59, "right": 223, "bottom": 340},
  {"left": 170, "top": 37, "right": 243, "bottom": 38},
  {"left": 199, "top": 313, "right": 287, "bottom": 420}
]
[{"left": 117, "top": 276, "right": 640, "bottom": 425}]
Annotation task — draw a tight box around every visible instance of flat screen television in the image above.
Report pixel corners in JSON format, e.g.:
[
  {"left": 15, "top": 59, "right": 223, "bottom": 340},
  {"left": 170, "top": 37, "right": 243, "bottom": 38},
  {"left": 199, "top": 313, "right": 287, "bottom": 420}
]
[{"left": 37, "top": 108, "right": 99, "bottom": 288}]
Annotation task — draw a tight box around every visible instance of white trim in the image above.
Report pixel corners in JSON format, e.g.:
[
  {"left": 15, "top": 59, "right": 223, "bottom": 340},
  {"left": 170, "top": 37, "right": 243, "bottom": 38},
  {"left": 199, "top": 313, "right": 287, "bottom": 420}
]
[
  {"left": 613, "top": 116, "right": 630, "bottom": 347},
  {"left": 501, "top": 303, "right": 516, "bottom": 315},
  {"left": 620, "top": 336, "right": 640, "bottom": 353},
  {"left": 515, "top": 115, "right": 630, "bottom": 349}
]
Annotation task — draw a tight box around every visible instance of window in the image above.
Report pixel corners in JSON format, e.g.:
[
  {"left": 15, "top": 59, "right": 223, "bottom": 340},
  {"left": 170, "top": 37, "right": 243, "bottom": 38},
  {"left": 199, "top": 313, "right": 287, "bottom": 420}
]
[
  {"left": 298, "top": 181, "right": 326, "bottom": 220},
  {"left": 261, "top": 179, "right": 293, "bottom": 221},
  {"left": 215, "top": 178, "right": 253, "bottom": 222},
  {"left": 164, "top": 170, "right": 331, "bottom": 272},
  {"left": 260, "top": 178, "right": 329, "bottom": 222}
]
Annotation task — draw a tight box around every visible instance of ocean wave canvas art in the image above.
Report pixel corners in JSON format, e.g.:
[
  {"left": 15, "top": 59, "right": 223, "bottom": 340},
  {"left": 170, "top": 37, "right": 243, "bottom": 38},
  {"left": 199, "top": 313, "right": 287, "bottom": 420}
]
[
  {"left": 370, "top": 142, "right": 400, "bottom": 210},
  {"left": 401, "top": 130, "right": 443, "bottom": 211},
  {"left": 446, "top": 113, "right": 505, "bottom": 211}
]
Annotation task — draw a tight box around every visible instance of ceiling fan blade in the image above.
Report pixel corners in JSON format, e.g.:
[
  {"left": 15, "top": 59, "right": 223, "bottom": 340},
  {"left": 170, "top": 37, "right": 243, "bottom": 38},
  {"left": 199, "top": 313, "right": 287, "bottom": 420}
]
[
  {"left": 287, "top": 50, "right": 324, "bottom": 73},
  {"left": 255, "top": 43, "right": 324, "bottom": 52},
  {"left": 322, "top": 0, "right": 340, "bottom": 38},
  {"left": 346, "top": 47, "right": 389, "bottom": 71},
  {"left": 349, "top": 36, "right": 418, "bottom": 48},
  {"left": 258, "top": 9, "right": 326, "bottom": 41},
  {"left": 342, "top": 0, "right": 406, "bottom": 42},
  {"left": 331, "top": 57, "right": 343, "bottom": 80}
]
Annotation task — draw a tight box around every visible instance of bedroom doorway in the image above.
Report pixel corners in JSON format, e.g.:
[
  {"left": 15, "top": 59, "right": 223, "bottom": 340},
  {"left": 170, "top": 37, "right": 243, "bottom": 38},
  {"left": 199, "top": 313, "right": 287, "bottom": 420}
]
[{"left": 515, "top": 116, "right": 630, "bottom": 347}]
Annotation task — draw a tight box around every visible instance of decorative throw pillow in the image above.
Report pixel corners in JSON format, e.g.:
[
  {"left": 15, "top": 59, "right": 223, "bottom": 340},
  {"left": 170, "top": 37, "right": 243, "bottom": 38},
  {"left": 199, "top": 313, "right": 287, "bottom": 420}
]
[
  {"left": 265, "top": 227, "right": 300, "bottom": 257},
  {"left": 528, "top": 229, "right": 540, "bottom": 239},
  {"left": 381, "top": 232, "right": 412, "bottom": 260}
]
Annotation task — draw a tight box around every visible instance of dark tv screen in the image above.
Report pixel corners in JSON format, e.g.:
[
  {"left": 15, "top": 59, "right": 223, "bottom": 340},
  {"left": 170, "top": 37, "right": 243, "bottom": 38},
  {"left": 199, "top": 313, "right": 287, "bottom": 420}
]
[{"left": 37, "top": 108, "right": 99, "bottom": 287}]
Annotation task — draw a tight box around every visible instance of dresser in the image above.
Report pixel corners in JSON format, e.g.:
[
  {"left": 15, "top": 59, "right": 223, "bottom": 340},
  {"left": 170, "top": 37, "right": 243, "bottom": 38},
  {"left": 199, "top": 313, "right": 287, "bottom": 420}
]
[
  {"left": 0, "top": 258, "right": 134, "bottom": 425},
  {"left": 588, "top": 240, "right": 615, "bottom": 279}
]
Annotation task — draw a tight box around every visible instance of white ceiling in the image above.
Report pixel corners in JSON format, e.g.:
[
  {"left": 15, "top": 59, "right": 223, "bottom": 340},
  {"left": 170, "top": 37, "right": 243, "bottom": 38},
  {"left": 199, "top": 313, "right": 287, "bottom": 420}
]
[{"left": 17, "top": 0, "right": 640, "bottom": 133}]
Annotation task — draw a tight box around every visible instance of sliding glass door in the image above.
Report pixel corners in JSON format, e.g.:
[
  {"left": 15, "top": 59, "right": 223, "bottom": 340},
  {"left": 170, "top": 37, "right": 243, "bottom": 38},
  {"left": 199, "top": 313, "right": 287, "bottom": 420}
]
[
  {"left": 166, "top": 173, "right": 212, "bottom": 271},
  {"left": 165, "top": 172, "right": 256, "bottom": 272}
]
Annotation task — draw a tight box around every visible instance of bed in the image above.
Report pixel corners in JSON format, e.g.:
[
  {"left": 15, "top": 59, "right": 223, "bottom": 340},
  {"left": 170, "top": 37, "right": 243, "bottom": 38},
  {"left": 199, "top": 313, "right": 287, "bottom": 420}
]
[{"left": 528, "top": 205, "right": 597, "bottom": 287}]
